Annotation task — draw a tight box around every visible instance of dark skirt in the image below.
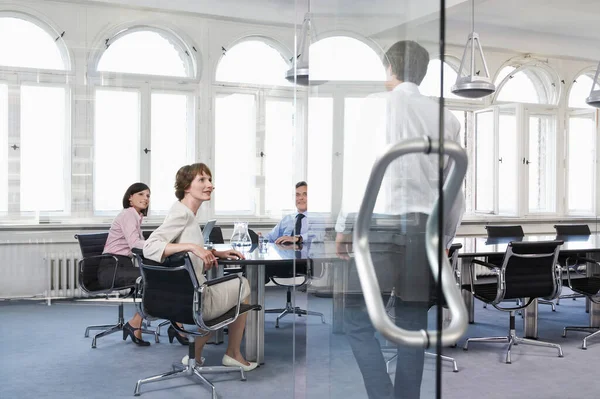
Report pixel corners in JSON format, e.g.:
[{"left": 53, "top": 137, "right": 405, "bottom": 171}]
[{"left": 98, "top": 256, "right": 141, "bottom": 290}]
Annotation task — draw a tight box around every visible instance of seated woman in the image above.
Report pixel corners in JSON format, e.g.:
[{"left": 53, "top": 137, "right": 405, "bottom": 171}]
[
  {"left": 101, "top": 182, "right": 155, "bottom": 347},
  {"left": 143, "top": 163, "right": 257, "bottom": 371}
]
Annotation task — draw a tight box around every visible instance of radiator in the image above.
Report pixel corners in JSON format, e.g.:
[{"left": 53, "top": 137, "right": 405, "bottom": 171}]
[{"left": 45, "top": 252, "right": 84, "bottom": 299}]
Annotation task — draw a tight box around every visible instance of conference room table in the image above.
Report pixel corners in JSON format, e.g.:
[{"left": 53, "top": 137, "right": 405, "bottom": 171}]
[
  {"left": 213, "top": 242, "right": 336, "bottom": 364},
  {"left": 454, "top": 233, "right": 600, "bottom": 338}
]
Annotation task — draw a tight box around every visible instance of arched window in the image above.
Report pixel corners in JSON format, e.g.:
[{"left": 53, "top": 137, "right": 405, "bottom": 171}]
[
  {"left": 0, "top": 15, "right": 68, "bottom": 70},
  {"left": 96, "top": 28, "right": 195, "bottom": 77},
  {"left": 310, "top": 36, "right": 385, "bottom": 81},
  {"left": 568, "top": 72, "right": 595, "bottom": 109},
  {"left": 93, "top": 27, "right": 196, "bottom": 214},
  {"left": 494, "top": 64, "right": 559, "bottom": 104},
  {"left": 215, "top": 39, "right": 291, "bottom": 86},
  {"left": 0, "top": 14, "right": 70, "bottom": 217},
  {"left": 419, "top": 59, "right": 461, "bottom": 99},
  {"left": 214, "top": 38, "right": 293, "bottom": 215}
]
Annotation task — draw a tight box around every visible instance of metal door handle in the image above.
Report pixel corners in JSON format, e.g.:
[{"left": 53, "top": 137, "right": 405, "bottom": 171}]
[{"left": 353, "top": 137, "right": 469, "bottom": 348}]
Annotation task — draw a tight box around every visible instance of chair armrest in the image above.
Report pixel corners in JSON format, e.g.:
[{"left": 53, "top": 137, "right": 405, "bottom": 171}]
[
  {"left": 468, "top": 259, "right": 500, "bottom": 295},
  {"left": 194, "top": 274, "right": 246, "bottom": 331},
  {"left": 132, "top": 248, "right": 188, "bottom": 267},
  {"left": 471, "top": 259, "right": 498, "bottom": 270}
]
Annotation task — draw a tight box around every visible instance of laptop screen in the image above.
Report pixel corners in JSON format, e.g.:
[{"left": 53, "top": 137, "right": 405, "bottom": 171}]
[{"left": 202, "top": 219, "right": 217, "bottom": 243}]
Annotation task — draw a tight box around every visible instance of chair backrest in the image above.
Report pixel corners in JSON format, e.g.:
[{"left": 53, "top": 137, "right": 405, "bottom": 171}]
[
  {"left": 75, "top": 233, "right": 109, "bottom": 292},
  {"left": 485, "top": 225, "right": 524, "bottom": 238},
  {"left": 132, "top": 249, "right": 198, "bottom": 325},
  {"left": 448, "top": 243, "right": 462, "bottom": 281},
  {"left": 248, "top": 228, "right": 259, "bottom": 244},
  {"left": 142, "top": 230, "right": 153, "bottom": 240},
  {"left": 75, "top": 232, "right": 108, "bottom": 258},
  {"left": 501, "top": 240, "right": 562, "bottom": 300},
  {"left": 209, "top": 226, "right": 225, "bottom": 244},
  {"left": 202, "top": 219, "right": 217, "bottom": 243},
  {"left": 554, "top": 224, "right": 591, "bottom": 236}
]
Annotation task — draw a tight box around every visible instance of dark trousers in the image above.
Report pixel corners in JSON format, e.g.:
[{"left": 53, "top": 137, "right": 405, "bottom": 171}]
[
  {"left": 98, "top": 256, "right": 140, "bottom": 289},
  {"left": 344, "top": 212, "right": 433, "bottom": 398},
  {"left": 344, "top": 297, "right": 430, "bottom": 399}
]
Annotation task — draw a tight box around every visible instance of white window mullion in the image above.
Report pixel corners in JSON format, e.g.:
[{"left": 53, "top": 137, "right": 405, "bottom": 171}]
[
  {"left": 139, "top": 83, "right": 151, "bottom": 185},
  {"left": 257, "top": 90, "right": 266, "bottom": 216},
  {"left": 331, "top": 90, "right": 345, "bottom": 216},
  {"left": 519, "top": 105, "right": 529, "bottom": 217},
  {"left": 493, "top": 106, "right": 500, "bottom": 214},
  {"left": 6, "top": 82, "right": 20, "bottom": 214}
]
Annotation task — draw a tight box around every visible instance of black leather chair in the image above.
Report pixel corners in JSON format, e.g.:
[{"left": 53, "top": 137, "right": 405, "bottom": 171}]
[
  {"left": 384, "top": 243, "right": 463, "bottom": 373},
  {"left": 557, "top": 226, "right": 600, "bottom": 349},
  {"left": 209, "top": 226, "right": 225, "bottom": 244},
  {"left": 554, "top": 224, "right": 590, "bottom": 305},
  {"left": 463, "top": 240, "right": 564, "bottom": 363},
  {"left": 264, "top": 255, "right": 326, "bottom": 328},
  {"left": 75, "top": 233, "right": 155, "bottom": 348},
  {"left": 131, "top": 248, "right": 260, "bottom": 397},
  {"left": 485, "top": 225, "right": 525, "bottom": 238}
]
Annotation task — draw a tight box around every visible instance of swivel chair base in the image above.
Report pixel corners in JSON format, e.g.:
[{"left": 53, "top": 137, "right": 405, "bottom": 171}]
[
  {"left": 84, "top": 302, "right": 157, "bottom": 348},
  {"left": 563, "top": 326, "right": 600, "bottom": 349},
  {"left": 383, "top": 348, "right": 458, "bottom": 372},
  {"left": 265, "top": 288, "right": 325, "bottom": 328},
  {"left": 134, "top": 343, "right": 246, "bottom": 398},
  {"left": 464, "top": 311, "right": 563, "bottom": 363}
]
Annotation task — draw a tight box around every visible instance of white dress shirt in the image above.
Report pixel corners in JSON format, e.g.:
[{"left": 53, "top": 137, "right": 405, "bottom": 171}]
[{"left": 335, "top": 82, "right": 465, "bottom": 248}]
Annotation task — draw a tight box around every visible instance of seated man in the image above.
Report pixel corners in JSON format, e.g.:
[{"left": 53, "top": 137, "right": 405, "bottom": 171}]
[{"left": 261, "top": 181, "right": 324, "bottom": 245}]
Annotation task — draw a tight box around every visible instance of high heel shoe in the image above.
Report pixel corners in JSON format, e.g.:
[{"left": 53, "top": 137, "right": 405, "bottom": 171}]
[
  {"left": 122, "top": 322, "right": 150, "bottom": 346},
  {"left": 222, "top": 354, "right": 258, "bottom": 372},
  {"left": 168, "top": 325, "right": 190, "bottom": 346}
]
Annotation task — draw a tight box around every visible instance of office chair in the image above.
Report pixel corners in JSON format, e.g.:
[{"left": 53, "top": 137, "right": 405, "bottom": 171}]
[
  {"left": 383, "top": 243, "right": 463, "bottom": 373},
  {"left": 483, "top": 225, "right": 556, "bottom": 311},
  {"left": 208, "top": 226, "right": 225, "bottom": 244},
  {"left": 264, "top": 256, "right": 326, "bottom": 328},
  {"left": 75, "top": 233, "right": 156, "bottom": 348},
  {"left": 554, "top": 224, "right": 590, "bottom": 305},
  {"left": 463, "top": 240, "right": 564, "bottom": 363},
  {"left": 131, "top": 249, "right": 260, "bottom": 398}
]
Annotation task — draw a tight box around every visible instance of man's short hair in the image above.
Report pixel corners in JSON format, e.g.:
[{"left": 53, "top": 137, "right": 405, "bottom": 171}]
[
  {"left": 296, "top": 181, "right": 307, "bottom": 189},
  {"left": 382, "top": 40, "right": 430, "bottom": 85}
]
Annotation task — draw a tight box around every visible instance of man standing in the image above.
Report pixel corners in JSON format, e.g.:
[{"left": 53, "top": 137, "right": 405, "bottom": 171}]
[
  {"left": 262, "top": 181, "right": 324, "bottom": 244},
  {"left": 335, "top": 40, "right": 465, "bottom": 399}
]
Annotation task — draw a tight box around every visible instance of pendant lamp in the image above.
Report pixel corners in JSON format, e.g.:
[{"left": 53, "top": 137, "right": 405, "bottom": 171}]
[
  {"left": 451, "top": 0, "right": 495, "bottom": 98},
  {"left": 585, "top": 62, "right": 600, "bottom": 107},
  {"left": 285, "top": 13, "right": 311, "bottom": 86}
]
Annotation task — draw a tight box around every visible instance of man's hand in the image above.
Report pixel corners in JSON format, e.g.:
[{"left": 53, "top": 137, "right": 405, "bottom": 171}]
[
  {"left": 275, "top": 235, "right": 299, "bottom": 245},
  {"left": 335, "top": 233, "right": 352, "bottom": 260}
]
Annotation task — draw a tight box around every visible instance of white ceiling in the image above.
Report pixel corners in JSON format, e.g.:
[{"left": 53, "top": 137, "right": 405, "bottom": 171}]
[
  {"left": 83, "top": 0, "right": 468, "bottom": 35},
  {"left": 82, "top": 0, "right": 600, "bottom": 59}
]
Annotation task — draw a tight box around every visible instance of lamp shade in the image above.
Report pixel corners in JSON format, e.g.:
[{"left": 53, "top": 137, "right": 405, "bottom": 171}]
[
  {"left": 451, "top": 32, "right": 495, "bottom": 99},
  {"left": 585, "top": 61, "right": 600, "bottom": 108},
  {"left": 285, "top": 15, "right": 311, "bottom": 86}
]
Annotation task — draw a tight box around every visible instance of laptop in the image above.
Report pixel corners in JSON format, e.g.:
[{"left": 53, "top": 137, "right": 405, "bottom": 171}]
[{"left": 202, "top": 219, "right": 217, "bottom": 244}]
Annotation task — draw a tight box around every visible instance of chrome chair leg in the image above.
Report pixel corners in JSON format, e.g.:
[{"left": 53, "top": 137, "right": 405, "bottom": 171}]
[
  {"left": 156, "top": 320, "right": 171, "bottom": 337},
  {"left": 92, "top": 325, "right": 122, "bottom": 348},
  {"left": 464, "top": 311, "right": 563, "bottom": 364},
  {"left": 563, "top": 325, "right": 600, "bottom": 349},
  {"left": 85, "top": 324, "right": 116, "bottom": 337},
  {"left": 384, "top": 349, "right": 458, "bottom": 372},
  {"left": 134, "top": 365, "right": 194, "bottom": 396},
  {"left": 539, "top": 299, "right": 556, "bottom": 311}
]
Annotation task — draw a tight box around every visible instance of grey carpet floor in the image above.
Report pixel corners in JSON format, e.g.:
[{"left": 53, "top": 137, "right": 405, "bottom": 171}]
[{"left": 0, "top": 287, "right": 596, "bottom": 399}]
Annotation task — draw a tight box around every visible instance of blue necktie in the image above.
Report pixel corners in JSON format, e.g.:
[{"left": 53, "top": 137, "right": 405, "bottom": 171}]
[{"left": 295, "top": 213, "right": 305, "bottom": 236}]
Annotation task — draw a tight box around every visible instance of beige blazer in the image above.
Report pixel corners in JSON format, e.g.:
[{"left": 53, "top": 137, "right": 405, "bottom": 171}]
[{"left": 143, "top": 201, "right": 250, "bottom": 320}]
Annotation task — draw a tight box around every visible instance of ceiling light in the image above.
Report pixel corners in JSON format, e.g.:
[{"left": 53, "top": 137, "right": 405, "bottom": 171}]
[
  {"left": 585, "top": 62, "right": 600, "bottom": 107},
  {"left": 451, "top": 0, "right": 495, "bottom": 98}
]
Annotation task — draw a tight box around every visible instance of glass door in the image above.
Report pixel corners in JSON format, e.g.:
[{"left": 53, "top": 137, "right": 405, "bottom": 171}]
[{"left": 289, "top": 1, "right": 468, "bottom": 398}]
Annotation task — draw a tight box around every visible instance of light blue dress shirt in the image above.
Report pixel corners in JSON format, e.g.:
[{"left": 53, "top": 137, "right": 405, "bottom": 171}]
[{"left": 264, "top": 211, "right": 325, "bottom": 243}]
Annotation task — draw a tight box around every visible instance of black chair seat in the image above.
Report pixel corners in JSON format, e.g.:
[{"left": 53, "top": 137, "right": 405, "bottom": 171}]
[
  {"left": 473, "top": 283, "right": 499, "bottom": 302},
  {"left": 568, "top": 277, "right": 600, "bottom": 297}
]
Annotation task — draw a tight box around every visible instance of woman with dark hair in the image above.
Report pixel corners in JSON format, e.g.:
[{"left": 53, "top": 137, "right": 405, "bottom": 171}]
[
  {"left": 101, "top": 182, "right": 153, "bottom": 346},
  {"left": 144, "top": 163, "right": 257, "bottom": 371}
]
